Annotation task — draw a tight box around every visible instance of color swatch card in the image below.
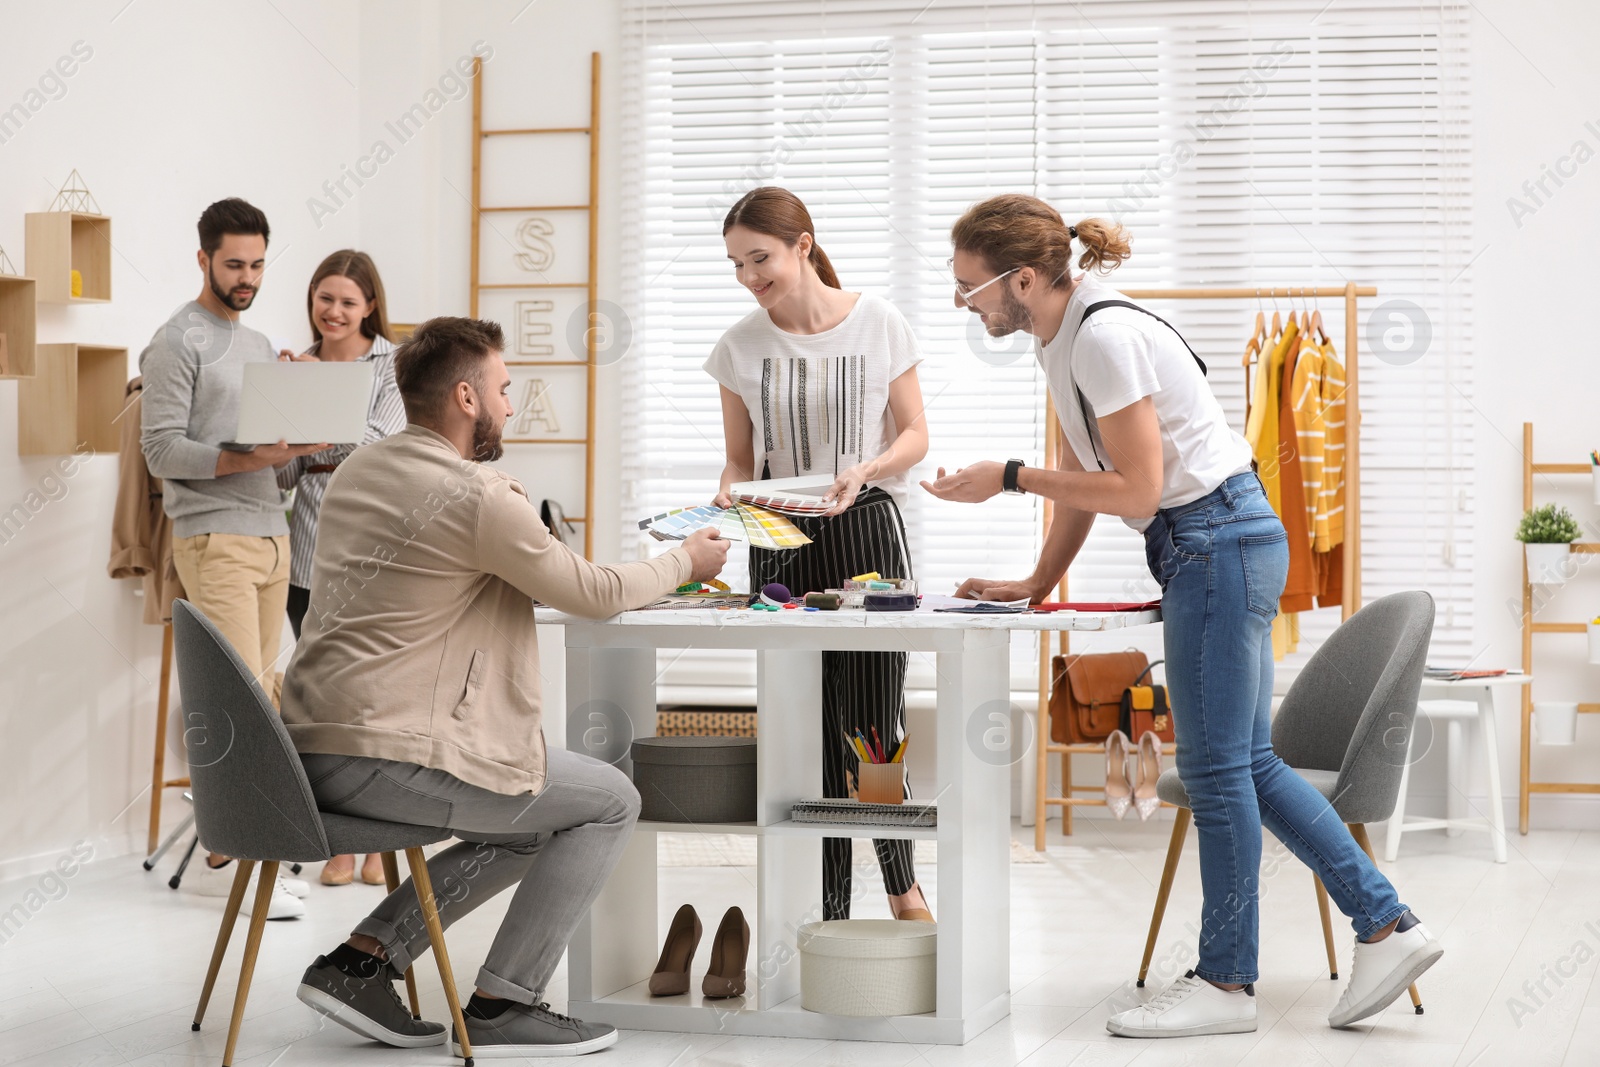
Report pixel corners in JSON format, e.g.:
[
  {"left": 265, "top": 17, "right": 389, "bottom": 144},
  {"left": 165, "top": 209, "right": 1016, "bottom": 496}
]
[
  {"left": 639, "top": 503, "right": 812, "bottom": 550},
  {"left": 728, "top": 475, "right": 838, "bottom": 517}
]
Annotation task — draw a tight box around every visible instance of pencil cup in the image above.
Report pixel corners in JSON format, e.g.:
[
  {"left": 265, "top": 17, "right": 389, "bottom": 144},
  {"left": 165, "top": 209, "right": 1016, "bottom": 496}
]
[{"left": 857, "top": 761, "right": 905, "bottom": 805}]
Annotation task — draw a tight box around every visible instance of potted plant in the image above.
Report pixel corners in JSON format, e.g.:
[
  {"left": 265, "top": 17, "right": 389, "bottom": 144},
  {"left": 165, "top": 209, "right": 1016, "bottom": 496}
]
[{"left": 1517, "top": 504, "right": 1580, "bottom": 585}]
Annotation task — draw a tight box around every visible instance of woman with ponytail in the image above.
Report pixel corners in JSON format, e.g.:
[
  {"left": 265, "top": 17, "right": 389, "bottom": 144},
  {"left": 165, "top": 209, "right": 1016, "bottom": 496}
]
[
  {"left": 705, "top": 186, "right": 932, "bottom": 924},
  {"left": 926, "top": 194, "right": 1439, "bottom": 1037}
]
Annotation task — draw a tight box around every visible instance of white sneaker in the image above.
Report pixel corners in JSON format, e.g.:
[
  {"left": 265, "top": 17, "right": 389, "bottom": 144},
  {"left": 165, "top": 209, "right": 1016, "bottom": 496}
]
[
  {"left": 242, "top": 874, "right": 307, "bottom": 921},
  {"left": 1106, "top": 971, "right": 1258, "bottom": 1038},
  {"left": 182, "top": 858, "right": 244, "bottom": 898},
  {"left": 182, "top": 861, "right": 305, "bottom": 920},
  {"left": 281, "top": 874, "right": 311, "bottom": 898},
  {"left": 1329, "top": 911, "right": 1442, "bottom": 1028}
]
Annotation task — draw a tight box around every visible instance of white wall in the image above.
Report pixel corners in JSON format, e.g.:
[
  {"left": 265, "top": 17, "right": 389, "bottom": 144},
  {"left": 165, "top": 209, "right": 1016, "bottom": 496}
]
[
  {"left": 0, "top": 0, "right": 365, "bottom": 878},
  {"left": 1, "top": 1, "right": 1596, "bottom": 878},
  {"left": 1467, "top": 0, "right": 1600, "bottom": 829}
]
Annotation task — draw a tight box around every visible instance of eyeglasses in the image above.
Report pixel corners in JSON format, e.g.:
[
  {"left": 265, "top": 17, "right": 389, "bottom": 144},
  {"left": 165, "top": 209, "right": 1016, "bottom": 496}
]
[{"left": 949, "top": 257, "right": 1019, "bottom": 305}]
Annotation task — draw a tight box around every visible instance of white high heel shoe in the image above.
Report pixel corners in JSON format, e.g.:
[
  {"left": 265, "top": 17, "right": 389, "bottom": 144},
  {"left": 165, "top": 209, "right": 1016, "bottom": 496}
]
[
  {"left": 1104, "top": 730, "right": 1133, "bottom": 820},
  {"left": 1134, "top": 730, "right": 1162, "bottom": 821}
]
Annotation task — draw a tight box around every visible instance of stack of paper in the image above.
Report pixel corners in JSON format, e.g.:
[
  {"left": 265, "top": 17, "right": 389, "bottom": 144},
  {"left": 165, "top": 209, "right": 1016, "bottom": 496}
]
[
  {"left": 639, "top": 504, "right": 811, "bottom": 551},
  {"left": 790, "top": 799, "right": 937, "bottom": 828}
]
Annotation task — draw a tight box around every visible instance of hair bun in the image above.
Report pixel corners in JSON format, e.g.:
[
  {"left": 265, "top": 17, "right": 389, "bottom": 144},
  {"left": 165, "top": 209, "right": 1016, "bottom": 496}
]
[{"left": 1068, "top": 225, "right": 1078, "bottom": 240}]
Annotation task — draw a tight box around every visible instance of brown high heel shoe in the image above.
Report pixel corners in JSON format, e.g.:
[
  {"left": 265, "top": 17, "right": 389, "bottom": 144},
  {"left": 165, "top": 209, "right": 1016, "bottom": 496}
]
[
  {"left": 649, "top": 904, "right": 702, "bottom": 996},
  {"left": 701, "top": 906, "right": 750, "bottom": 999},
  {"left": 359, "top": 853, "right": 387, "bottom": 885}
]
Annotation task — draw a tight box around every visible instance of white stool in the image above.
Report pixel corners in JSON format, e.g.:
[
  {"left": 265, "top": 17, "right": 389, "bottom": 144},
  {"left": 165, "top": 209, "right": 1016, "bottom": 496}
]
[{"left": 1385, "top": 676, "right": 1529, "bottom": 864}]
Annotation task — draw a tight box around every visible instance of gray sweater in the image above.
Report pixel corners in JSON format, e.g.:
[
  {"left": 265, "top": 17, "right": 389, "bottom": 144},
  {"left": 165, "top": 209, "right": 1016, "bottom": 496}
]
[{"left": 139, "top": 301, "right": 289, "bottom": 539}]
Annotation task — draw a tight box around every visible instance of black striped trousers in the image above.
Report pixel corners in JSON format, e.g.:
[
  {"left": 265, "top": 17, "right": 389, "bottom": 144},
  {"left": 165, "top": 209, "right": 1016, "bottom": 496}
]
[{"left": 749, "top": 487, "right": 916, "bottom": 920}]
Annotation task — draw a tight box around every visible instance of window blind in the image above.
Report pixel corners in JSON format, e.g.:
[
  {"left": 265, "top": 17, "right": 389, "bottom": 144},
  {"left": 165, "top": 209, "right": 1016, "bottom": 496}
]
[{"left": 618, "top": 0, "right": 1473, "bottom": 696}]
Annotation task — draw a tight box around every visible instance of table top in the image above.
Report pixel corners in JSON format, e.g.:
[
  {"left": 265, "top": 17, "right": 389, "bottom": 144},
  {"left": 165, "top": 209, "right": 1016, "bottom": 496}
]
[
  {"left": 535, "top": 605, "right": 1162, "bottom": 633},
  {"left": 1419, "top": 674, "right": 1532, "bottom": 691}
]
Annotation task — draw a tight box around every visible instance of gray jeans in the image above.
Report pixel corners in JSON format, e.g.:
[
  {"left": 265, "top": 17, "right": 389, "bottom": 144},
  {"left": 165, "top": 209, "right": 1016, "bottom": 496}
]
[{"left": 300, "top": 748, "right": 640, "bottom": 1003}]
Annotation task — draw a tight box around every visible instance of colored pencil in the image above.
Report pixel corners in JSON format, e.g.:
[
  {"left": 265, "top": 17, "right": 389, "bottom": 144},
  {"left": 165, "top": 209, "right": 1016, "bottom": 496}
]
[
  {"left": 870, "top": 726, "right": 885, "bottom": 762},
  {"left": 890, "top": 737, "right": 908, "bottom": 763},
  {"left": 844, "top": 731, "right": 866, "bottom": 762}
]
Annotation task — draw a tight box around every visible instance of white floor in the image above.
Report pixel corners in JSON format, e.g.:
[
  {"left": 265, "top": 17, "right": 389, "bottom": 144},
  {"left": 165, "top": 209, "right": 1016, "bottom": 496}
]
[{"left": 2, "top": 818, "right": 1597, "bottom": 1066}]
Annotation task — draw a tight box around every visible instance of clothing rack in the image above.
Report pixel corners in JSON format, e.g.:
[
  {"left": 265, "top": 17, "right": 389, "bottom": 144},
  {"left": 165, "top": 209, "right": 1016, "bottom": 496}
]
[{"left": 1035, "top": 283, "right": 1377, "bottom": 847}]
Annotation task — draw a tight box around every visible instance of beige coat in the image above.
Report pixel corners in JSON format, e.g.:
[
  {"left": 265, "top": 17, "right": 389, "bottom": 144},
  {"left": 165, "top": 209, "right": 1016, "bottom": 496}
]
[
  {"left": 108, "top": 377, "right": 187, "bottom": 624},
  {"left": 281, "top": 425, "right": 691, "bottom": 796}
]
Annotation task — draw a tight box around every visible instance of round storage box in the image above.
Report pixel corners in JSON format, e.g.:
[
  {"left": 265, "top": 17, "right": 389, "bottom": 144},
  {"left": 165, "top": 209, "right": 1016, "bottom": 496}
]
[
  {"left": 797, "top": 919, "right": 936, "bottom": 1017},
  {"left": 630, "top": 736, "right": 756, "bottom": 823}
]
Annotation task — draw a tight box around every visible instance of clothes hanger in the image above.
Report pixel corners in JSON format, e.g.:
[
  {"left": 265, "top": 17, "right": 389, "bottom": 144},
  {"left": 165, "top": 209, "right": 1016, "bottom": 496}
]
[
  {"left": 1309, "top": 288, "right": 1327, "bottom": 345},
  {"left": 1243, "top": 288, "right": 1266, "bottom": 368},
  {"left": 1269, "top": 289, "right": 1282, "bottom": 341}
]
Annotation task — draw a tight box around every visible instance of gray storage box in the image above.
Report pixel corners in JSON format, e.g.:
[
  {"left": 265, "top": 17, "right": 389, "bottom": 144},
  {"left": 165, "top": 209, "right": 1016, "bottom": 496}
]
[{"left": 630, "top": 736, "right": 757, "bottom": 823}]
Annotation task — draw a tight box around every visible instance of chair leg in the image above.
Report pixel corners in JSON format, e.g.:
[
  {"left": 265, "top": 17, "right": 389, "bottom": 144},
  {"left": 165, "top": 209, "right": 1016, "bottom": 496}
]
[
  {"left": 1137, "top": 807, "right": 1191, "bottom": 987},
  {"left": 406, "top": 847, "right": 473, "bottom": 1065},
  {"left": 1348, "top": 823, "right": 1423, "bottom": 1015},
  {"left": 221, "top": 861, "right": 277, "bottom": 1067},
  {"left": 1313, "top": 875, "right": 1338, "bottom": 979},
  {"left": 1061, "top": 749, "right": 1073, "bottom": 837},
  {"left": 380, "top": 852, "right": 423, "bottom": 1020},
  {"left": 192, "top": 860, "right": 255, "bottom": 1030}
]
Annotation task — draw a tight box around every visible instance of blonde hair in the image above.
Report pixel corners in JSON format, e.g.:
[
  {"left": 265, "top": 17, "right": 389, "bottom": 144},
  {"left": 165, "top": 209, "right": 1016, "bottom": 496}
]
[{"left": 950, "top": 194, "right": 1131, "bottom": 283}]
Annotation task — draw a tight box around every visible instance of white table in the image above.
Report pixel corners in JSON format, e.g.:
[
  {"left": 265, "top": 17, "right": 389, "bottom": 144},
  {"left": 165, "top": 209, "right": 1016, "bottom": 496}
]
[
  {"left": 538, "top": 604, "right": 1160, "bottom": 1045},
  {"left": 1384, "top": 675, "right": 1531, "bottom": 865}
]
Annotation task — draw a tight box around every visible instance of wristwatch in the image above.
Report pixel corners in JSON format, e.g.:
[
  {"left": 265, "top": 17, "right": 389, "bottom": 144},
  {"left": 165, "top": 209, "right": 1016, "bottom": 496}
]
[{"left": 1003, "top": 458, "right": 1026, "bottom": 495}]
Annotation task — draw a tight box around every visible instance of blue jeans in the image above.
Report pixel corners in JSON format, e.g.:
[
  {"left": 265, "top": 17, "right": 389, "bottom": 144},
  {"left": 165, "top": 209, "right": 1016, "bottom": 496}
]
[{"left": 1143, "top": 471, "right": 1406, "bottom": 984}]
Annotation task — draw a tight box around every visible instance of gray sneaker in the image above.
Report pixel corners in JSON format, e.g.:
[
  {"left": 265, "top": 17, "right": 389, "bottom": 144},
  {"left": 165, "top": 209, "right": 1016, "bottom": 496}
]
[
  {"left": 453, "top": 1000, "right": 619, "bottom": 1057},
  {"left": 297, "top": 955, "right": 447, "bottom": 1047}
]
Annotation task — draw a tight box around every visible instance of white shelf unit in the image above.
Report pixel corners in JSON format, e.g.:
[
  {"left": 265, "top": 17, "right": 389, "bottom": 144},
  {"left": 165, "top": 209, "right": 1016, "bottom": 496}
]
[{"left": 556, "top": 613, "right": 1020, "bottom": 1045}]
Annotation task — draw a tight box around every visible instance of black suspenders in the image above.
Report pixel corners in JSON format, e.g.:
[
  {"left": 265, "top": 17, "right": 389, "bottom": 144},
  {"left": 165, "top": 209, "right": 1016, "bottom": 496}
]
[{"left": 1068, "top": 300, "right": 1207, "bottom": 471}]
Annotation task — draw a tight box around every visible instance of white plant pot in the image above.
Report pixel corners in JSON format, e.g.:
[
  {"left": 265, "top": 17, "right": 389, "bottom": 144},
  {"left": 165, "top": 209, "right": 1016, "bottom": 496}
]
[
  {"left": 1524, "top": 542, "right": 1572, "bottom": 585},
  {"left": 1534, "top": 702, "right": 1579, "bottom": 746},
  {"left": 1588, "top": 621, "right": 1600, "bottom": 665}
]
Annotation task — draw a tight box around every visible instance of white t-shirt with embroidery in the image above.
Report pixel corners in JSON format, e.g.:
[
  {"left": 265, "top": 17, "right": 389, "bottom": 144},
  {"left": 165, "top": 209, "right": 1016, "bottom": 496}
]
[
  {"left": 703, "top": 293, "right": 923, "bottom": 509},
  {"left": 1038, "top": 278, "right": 1253, "bottom": 533}
]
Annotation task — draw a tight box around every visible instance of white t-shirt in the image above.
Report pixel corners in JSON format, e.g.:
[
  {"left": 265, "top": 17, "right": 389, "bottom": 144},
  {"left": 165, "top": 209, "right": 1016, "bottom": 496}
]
[
  {"left": 1039, "top": 279, "right": 1253, "bottom": 532},
  {"left": 703, "top": 293, "right": 924, "bottom": 509}
]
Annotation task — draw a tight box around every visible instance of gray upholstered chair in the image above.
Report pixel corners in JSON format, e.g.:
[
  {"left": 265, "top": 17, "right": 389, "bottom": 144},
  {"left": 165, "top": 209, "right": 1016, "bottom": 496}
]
[
  {"left": 170, "top": 599, "right": 473, "bottom": 1066},
  {"left": 1135, "top": 590, "right": 1434, "bottom": 1013}
]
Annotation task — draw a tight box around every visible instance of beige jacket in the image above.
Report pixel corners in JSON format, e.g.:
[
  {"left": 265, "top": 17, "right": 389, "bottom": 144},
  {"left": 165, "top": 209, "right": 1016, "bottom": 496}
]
[
  {"left": 108, "top": 377, "right": 187, "bottom": 625},
  {"left": 281, "top": 425, "right": 692, "bottom": 796}
]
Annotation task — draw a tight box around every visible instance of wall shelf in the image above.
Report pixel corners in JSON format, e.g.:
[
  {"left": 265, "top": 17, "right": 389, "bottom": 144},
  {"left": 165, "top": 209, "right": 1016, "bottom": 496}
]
[
  {"left": 19, "top": 344, "right": 125, "bottom": 454},
  {"left": 0, "top": 274, "right": 38, "bottom": 378},
  {"left": 25, "top": 212, "right": 112, "bottom": 303}
]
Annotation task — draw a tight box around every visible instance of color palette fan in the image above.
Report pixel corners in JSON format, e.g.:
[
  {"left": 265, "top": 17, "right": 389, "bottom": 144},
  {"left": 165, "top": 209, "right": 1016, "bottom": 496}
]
[{"left": 639, "top": 503, "right": 812, "bottom": 551}]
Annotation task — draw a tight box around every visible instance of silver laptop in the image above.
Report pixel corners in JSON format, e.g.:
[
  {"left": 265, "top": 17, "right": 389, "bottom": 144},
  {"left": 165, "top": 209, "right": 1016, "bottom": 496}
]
[{"left": 228, "top": 361, "right": 375, "bottom": 446}]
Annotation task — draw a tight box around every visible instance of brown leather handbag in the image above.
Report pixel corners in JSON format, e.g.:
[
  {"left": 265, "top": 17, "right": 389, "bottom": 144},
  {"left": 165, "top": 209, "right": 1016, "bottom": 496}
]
[{"left": 1049, "top": 651, "right": 1149, "bottom": 744}]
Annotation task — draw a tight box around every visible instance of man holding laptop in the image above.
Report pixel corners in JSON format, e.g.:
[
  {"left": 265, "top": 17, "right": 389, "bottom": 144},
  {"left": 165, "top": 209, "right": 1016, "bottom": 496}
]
[{"left": 139, "top": 198, "right": 327, "bottom": 917}]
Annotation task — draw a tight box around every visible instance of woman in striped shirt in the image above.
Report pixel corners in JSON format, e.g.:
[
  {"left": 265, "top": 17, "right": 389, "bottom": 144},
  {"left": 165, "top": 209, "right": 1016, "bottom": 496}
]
[{"left": 276, "top": 250, "right": 407, "bottom": 887}]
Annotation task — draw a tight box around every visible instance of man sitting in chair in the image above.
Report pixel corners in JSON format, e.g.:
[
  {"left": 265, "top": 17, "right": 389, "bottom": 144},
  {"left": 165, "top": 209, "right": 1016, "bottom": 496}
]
[{"left": 280, "top": 316, "right": 728, "bottom": 1057}]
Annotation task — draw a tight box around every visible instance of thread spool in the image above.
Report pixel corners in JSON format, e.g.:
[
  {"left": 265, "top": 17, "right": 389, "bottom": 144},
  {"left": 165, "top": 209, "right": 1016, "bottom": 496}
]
[{"left": 805, "top": 592, "right": 841, "bottom": 611}]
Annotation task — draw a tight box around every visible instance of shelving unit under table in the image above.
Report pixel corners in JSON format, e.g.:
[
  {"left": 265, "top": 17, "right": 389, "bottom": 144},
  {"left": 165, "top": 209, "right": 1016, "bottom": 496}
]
[{"left": 540, "top": 604, "right": 1160, "bottom": 1044}]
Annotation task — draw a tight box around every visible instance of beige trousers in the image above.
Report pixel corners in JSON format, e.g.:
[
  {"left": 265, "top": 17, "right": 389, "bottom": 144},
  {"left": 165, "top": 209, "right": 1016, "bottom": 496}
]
[{"left": 172, "top": 533, "right": 290, "bottom": 706}]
